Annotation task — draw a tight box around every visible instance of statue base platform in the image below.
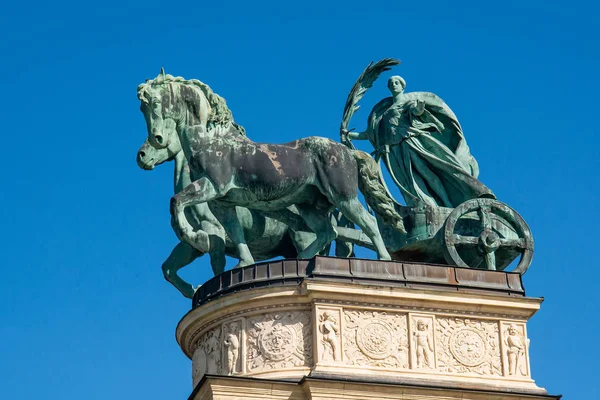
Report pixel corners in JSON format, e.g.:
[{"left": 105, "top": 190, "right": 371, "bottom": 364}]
[{"left": 176, "top": 257, "right": 558, "bottom": 399}]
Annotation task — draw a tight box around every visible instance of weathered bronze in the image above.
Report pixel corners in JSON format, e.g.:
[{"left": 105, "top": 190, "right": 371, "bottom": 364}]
[
  {"left": 135, "top": 61, "right": 535, "bottom": 297},
  {"left": 342, "top": 60, "right": 493, "bottom": 208},
  {"left": 339, "top": 60, "right": 533, "bottom": 273},
  {"left": 137, "top": 71, "right": 403, "bottom": 262}
]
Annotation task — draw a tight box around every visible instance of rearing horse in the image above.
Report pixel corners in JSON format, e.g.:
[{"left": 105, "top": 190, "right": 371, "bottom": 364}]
[{"left": 138, "top": 70, "right": 405, "bottom": 260}]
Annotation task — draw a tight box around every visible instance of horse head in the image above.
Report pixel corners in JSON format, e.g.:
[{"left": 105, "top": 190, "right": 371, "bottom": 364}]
[
  {"left": 137, "top": 69, "right": 242, "bottom": 149},
  {"left": 136, "top": 123, "right": 182, "bottom": 170}
]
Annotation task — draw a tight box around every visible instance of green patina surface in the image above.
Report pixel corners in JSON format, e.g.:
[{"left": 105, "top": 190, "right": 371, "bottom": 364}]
[{"left": 135, "top": 62, "right": 535, "bottom": 297}]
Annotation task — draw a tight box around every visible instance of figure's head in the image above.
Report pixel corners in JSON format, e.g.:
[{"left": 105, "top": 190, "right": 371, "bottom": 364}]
[
  {"left": 387, "top": 75, "right": 406, "bottom": 95},
  {"left": 320, "top": 311, "right": 336, "bottom": 322},
  {"left": 417, "top": 320, "right": 427, "bottom": 331},
  {"left": 509, "top": 324, "right": 519, "bottom": 335}
]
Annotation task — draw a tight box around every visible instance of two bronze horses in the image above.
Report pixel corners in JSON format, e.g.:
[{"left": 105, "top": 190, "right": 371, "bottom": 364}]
[{"left": 136, "top": 70, "right": 405, "bottom": 297}]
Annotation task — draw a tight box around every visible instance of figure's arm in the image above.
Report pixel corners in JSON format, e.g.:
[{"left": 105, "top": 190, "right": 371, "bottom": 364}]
[
  {"left": 341, "top": 128, "right": 368, "bottom": 141},
  {"left": 349, "top": 131, "right": 368, "bottom": 140},
  {"left": 507, "top": 336, "right": 524, "bottom": 349},
  {"left": 332, "top": 322, "right": 339, "bottom": 334},
  {"left": 411, "top": 99, "right": 426, "bottom": 116}
]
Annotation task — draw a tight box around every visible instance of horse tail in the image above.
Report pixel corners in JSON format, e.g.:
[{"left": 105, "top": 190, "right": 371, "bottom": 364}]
[{"left": 352, "top": 150, "right": 407, "bottom": 234}]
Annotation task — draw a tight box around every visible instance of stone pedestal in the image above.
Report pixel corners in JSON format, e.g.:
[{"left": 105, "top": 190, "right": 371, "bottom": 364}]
[{"left": 176, "top": 257, "right": 558, "bottom": 400}]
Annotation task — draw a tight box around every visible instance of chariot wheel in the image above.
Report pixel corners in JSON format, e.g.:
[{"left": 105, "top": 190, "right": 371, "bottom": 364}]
[{"left": 441, "top": 198, "right": 534, "bottom": 274}]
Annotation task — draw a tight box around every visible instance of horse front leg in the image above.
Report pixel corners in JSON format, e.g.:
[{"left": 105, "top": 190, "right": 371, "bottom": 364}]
[
  {"left": 170, "top": 177, "right": 223, "bottom": 253},
  {"left": 162, "top": 241, "right": 202, "bottom": 299}
]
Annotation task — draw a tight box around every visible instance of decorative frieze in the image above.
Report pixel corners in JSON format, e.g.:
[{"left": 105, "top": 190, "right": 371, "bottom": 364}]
[
  {"left": 180, "top": 277, "right": 542, "bottom": 393},
  {"left": 317, "top": 308, "right": 342, "bottom": 362},
  {"left": 501, "top": 321, "right": 530, "bottom": 378},
  {"left": 222, "top": 319, "right": 243, "bottom": 375},
  {"left": 246, "top": 311, "right": 312, "bottom": 372},
  {"left": 409, "top": 314, "right": 436, "bottom": 369},
  {"left": 343, "top": 310, "right": 409, "bottom": 369},
  {"left": 191, "top": 326, "right": 222, "bottom": 387},
  {"left": 436, "top": 317, "right": 502, "bottom": 376}
]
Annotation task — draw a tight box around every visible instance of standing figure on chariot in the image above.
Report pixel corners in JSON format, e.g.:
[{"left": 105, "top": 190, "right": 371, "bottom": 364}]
[{"left": 344, "top": 75, "right": 494, "bottom": 208}]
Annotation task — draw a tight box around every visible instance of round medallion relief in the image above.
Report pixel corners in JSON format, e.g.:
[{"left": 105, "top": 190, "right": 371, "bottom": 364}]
[
  {"left": 356, "top": 320, "right": 394, "bottom": 360},
  {"left": 449, "top": 328, "right": 487, "bottom": 366},
  {"left": 259, "top": 324, "right": 297, "bottom": 361}
]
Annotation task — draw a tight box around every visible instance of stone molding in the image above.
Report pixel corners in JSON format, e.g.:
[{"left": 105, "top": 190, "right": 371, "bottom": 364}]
[
  {"left": 193, "top": 375, "right": 559, "bottom": 400},
  {"left": 177, "top": 258, "right": 544, "bottom": 393}
]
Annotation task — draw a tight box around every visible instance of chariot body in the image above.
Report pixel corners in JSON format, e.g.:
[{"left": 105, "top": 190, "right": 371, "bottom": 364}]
[{"left": 370, "top": 198, "right": 533, "bottom": 273}]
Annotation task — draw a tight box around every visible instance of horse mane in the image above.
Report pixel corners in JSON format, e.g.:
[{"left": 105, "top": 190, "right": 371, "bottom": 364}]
[{"left": 137, "top": 71, "right": 246, "bottom": 135}]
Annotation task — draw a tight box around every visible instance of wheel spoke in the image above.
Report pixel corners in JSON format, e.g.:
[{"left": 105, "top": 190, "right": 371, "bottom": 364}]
[
  {"left": 469, "top": 254, "right": 485, "bottom": 269},
  {"left": 449, "top": 234, "right": 479, "bottom": 246},
  {"left": 479, "top": 205, "right": 492, "bottom": 230},
  {"left": 483, "top": 251, "right": 497, "bottom": 271},
  {"left": 499, "top": 238, "right": 529, "bottom": 250}
]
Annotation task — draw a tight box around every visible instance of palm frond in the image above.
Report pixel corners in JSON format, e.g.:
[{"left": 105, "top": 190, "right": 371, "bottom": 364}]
[{"left": 340, "top": 58, "right": 401, "bottom": 132}]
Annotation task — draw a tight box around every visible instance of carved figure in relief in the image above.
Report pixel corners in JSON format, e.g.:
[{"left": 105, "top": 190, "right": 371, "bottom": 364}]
[
  {"left": 505, "top": 324, "right": 526, "bottom": 376},
  {"left": 319, "top": 311, "right": 341, "bottom": 361},
  {"left": 224, "top": 324, "right": 240, "bottom": 375},
  {"left": 414, "top": 319, "right": 434, "bottom": 368},
  {"left": 205, "top": 329, "right": 220, "bottom": 374}
]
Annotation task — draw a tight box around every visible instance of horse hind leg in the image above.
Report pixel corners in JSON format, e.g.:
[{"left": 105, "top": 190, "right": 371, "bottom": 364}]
[
  {"left": 336, "top": 198, "right": 391, "bottom": 260},
  {"left": 295, "top": 204, "right": 338, "bottom": 259},
  {"left": 215, "top": 206, "right": 255, "bottom": 268},
  {"left": 332, "top": 210, "right": 355, "bottom": 257}
]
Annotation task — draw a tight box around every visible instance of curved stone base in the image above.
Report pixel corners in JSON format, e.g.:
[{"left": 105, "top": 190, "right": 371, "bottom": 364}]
[{"left": 176, "top": 257, "right": 548, "bottom": 396}]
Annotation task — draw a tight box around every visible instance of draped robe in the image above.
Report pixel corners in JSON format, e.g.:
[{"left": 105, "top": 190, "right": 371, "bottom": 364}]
[{"left": 365, "top": 92, "right": 494, "bottom": 208}]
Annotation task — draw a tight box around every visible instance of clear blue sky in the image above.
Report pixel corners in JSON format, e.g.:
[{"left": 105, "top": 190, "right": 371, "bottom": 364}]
[{"left": 1, "top": 0, "right": 597, "bottom": 398}]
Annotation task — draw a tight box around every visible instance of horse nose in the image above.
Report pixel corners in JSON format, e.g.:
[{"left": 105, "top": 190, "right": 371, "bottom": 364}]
[{"left": 138, "top": 150, "right": 146, "bottom": 160}]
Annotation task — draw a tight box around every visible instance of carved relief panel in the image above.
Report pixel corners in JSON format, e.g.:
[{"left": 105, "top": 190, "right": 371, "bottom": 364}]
[
  {"left": 316, "top": 307, "right": 342, "bottom": 363},
  {"left": 500, "top": 322, "right": 530, "bottom": 378},
  {"left": 343, "top": 309, "right": 409, "bottom": 369},
  {"left": 186, "top": 303, "right": 535, "bottom": 388},
  {"left": 246, "top": 311, "right": 312, "bottom": 372},
  {"left": 191, "top": 326, "right": 222, "bottom": 387},
  {"left": 222, "top": 319, "right": 243, "bottom": 375},
  {"left": 436, "top": 317, "right": 502, "bottom": 376},
  {"left": 409, "top": 314, "right": 437, "bottom": 370}
]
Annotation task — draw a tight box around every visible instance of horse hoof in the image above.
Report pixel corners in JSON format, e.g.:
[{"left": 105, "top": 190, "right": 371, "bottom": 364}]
[
  {"left": 182, "top": 286, "right": 196, "bottom": 299},
  {"left": 234, "top": 259, "right": 254, "bottom": 269}
]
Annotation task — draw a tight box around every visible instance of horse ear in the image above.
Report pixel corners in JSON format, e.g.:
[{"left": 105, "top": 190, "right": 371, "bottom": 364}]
[{"left": 160, "top": 67, "right": 165, "bottom": 76}]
